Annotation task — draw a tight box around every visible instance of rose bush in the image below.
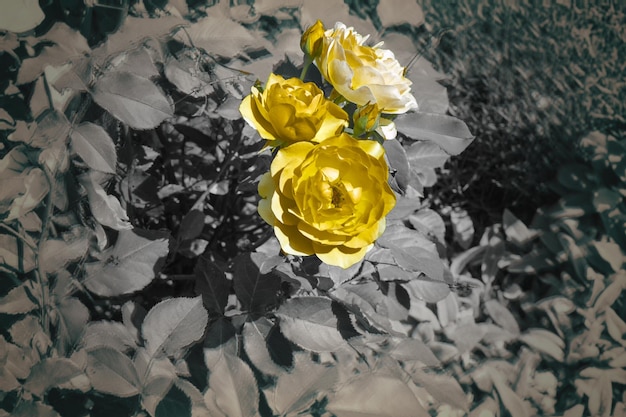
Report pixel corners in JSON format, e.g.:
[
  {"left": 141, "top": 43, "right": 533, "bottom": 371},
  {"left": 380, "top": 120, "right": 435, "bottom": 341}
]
[
  {"left": 239, "top": 73, "right": 348, "bottom": 148},
  {"left": 314, "top": 22, "right": 417, "bottom": 114},
  {"left": 257, "top": 133, "right": 396, "bottom": 268}
]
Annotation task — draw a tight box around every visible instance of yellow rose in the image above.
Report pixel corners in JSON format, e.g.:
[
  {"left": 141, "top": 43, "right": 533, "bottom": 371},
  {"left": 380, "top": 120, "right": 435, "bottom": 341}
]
[
  {"left": 300, "top": 20, "right": 325, "bottom": 58},
  {"left": 239, "top": 73, "right": 348, "bottom": 148},
  {"left": 258, "top": 133, "right": 396, "bottom": 268},
  {"left": 316, "top": 23, "right": 417, "bottom": 114}
]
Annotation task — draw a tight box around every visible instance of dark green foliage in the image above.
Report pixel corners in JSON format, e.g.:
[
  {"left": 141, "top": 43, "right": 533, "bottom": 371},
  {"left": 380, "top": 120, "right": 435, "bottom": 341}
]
[{"left": 418, "top": 0, "right": 626, "bottom": 236}]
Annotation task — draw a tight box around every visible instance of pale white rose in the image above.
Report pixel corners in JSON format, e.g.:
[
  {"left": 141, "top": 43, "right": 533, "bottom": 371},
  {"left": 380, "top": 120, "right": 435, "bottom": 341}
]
[{"left": 316, "top": 22, "right": 417, "bottom": 114}]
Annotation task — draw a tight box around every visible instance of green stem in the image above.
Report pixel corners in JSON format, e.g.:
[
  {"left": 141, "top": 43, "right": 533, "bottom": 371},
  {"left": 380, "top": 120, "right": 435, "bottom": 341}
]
[
  {"left": 36, "top": 165, "right": 56, "bottom": 335},
  {"left": 300, "top": 55, "right": 314, "bottom": 81}
]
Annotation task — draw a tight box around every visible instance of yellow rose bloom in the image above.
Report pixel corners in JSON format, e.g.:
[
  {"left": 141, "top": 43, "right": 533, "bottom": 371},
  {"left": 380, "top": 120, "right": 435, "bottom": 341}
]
[
  {"left": 315, "top": 22, "right": 417, "bottom": 114},
  {"left": 239, "top": 73, "right": 349, "bottom": 148},
  {"left": 300, "top": 20, "right": 325, "bottom": 58},
  {"left": 258, "top": 133, "right": 396, "bottom": 268}
]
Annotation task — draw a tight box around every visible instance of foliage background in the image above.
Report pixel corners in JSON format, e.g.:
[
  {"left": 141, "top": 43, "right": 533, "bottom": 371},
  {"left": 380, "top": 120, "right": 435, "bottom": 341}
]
[{"left": 0, "top": 0, "right": 625, "bottom": 417}]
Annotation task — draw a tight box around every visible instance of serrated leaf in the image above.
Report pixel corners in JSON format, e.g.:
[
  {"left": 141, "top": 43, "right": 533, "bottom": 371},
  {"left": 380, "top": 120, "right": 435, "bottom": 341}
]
[
  {"left": 86, "top": 347, "right": 141, "bottom": 397},
  {"left": 384, "top": 139, "right": 411, "bottom": 192},
  {"left": 55, "top": 297, "right": 90, "bottom": 355},
  {"left": 194, "top": 255, "right": 230, "bottom": 315},
  {"left": 377, "top": 0, "right": 424, "bottom": 27},
  {"left": 11, "top": 401, "right": 60, "bottom": 417},
  {"left": 142, "top": 296, "right": 208, "bottom": 358},
  {"left": 23, "top": 357, "right": 87, "bottom": 397},
  {"left": 327, "top": 374, "right": 428, "bottom": 417},
  {"left": 83, "top": 321, "right": 137, "bottom": 352},
  {"left": 395, "top": 112, "right": 474, "bottom": 156},
  {"left": 242, "top": 319, "right": 284, "bottom": 377},
  {"left": 402, "top": 275, "right": 451, "bottom": 304},
  {"left": 5, "top": 167, "right": 49, "bottom": 221},
  {"left": 232, "top": 252, "right": 281, "bottom": 313},
  {"left": 331, "top": 282, "right": 402, "bottom": 334},
  {"left": 276, "top": 297, "right": 347, "bottom": 352},
  {"left": 71, "top": 123, "right": 117, "bottom": 173},
  {"left": 84, "top": 229, "right": 169, "bottom": 296},
  {"left": 17, "top": 23, "right": 89, "bottom": 85},
  {"left": 408, "top": 208, "right": 446, "bottom": 245},
  {"left": 79, "top": 172, "right": 131, "bottom": 231},
  {"left": 92, "top": 72, "right": 174, "bottom": 130},
  {"left": 155, "top": 384, "right": 192, "bottom": 417},
  {"left": 389, "top": 337, "right": 440, "bottom": 366},
  {"left": 271, "top": 353, "right": 338, "bottom": 416},
  {"left": 165, "top": 55, "right": 214, "bottom": 98},
  {"left": 92, "top": 16, "right": 186, "bottom": 66},
  {"left": 0, "top": 233, "right": 36, "bottom": 273},
  {"left": 205, "top": 350, "right": 260, "bottom": 417},
  {"left": 0, "top": 283, "right": 36, "bottom": 314},
  {"left": 40, "top": 226, "right": 90, "bottom": 275},
  {"left": 187, "top": 15, "right": 256, "bottom": 57}
]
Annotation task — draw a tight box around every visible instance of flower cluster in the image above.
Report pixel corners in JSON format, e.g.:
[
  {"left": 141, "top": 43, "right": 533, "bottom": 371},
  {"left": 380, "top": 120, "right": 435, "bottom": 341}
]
[{"left": 240, "top": 20, "right": 417, "bottom": 268}]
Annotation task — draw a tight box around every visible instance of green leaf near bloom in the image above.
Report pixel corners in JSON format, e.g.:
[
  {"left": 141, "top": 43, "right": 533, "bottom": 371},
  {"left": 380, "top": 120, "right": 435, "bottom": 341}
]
[
  {"left": 70, "top": 123, "right": 117, "bottom": 174},
  {"left": 92, "top": 71, "right": 174, "bottom": 130},
  {"left": 276, "top": 297, "right": 347, "bottom": 352},
  {"left": 331, "top": 281, "right": 407, "bottom": 334},
  {"left": 86, "top": 347, "right": 141, "bottom": 397},
  {"left": 142, "top": 296, "right": 208, "bottom": 358},
  {"left": 242, "top": 319, "right": 285, "bottom": 378},
  {"left": 408, "top": 208, "right": 446, "bottom": 246},
  {"left": 269, "top": 352, "right": 339, "bottom": 416},
  {"left": 395, "top": 112, "right": 474, "bottom": 156},
  {"left": 383, "top": 138, "right": 411, "bottom": 193},
  {"left": 204, "top": 349, "right": 259, "bottom": 417},
  {"left": 194, "top": 255, "right": 230, "bottom": 316},
  {"left": 83, "top": 229, "right": 169, "bottom": 297},
  {"left": 232, "top": 252, "right": 281, "bottom": 313}
]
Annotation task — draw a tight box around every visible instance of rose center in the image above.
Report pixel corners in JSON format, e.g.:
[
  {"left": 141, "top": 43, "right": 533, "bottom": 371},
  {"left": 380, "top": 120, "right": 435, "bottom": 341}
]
[{"left": 331, "top": 185, "right": 344, "bottom": 208}]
